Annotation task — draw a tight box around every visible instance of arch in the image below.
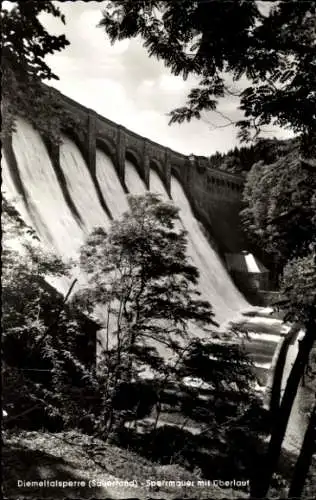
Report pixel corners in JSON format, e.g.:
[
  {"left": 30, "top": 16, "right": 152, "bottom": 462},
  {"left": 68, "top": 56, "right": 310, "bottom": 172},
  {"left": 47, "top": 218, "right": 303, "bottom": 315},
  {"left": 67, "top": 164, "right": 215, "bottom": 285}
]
[
  {"left": 170, "top": 164, "right": 183, "bottom": 185},
  {"left": 61, "top": 126, "right": 88, "bottom": 165},
  {"left": 96, "top": 137, "right": 116, "bottom": 168},
  {"left": 170, "top": 167, "right": 190, "bottom": 205},
  {"left": 60, "top": 129, "right": 112, "bottom": 221},
  {"left": 149, "top": 159, "right": 167, "bottom": 192},
  {"left": 149, "top": 158, "right": 163, "bottom": 177},
  {"left": 125, "top": 149, "right": 146, "bottom": 185}
]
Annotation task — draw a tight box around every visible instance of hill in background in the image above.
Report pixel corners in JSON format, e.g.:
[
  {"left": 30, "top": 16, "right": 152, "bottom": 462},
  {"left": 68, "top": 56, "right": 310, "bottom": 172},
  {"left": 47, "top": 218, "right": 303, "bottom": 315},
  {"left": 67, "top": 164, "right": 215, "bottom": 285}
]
[{"left": 209, "top": 137, "right": 297, "bottom": 175}]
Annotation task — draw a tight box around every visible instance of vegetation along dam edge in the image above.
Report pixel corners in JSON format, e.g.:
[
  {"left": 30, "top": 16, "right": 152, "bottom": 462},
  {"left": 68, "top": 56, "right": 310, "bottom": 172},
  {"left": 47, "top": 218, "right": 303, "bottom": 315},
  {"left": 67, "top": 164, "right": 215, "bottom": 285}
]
[{"left": 2, "top": 90, "right": 312, "bottom": 455}]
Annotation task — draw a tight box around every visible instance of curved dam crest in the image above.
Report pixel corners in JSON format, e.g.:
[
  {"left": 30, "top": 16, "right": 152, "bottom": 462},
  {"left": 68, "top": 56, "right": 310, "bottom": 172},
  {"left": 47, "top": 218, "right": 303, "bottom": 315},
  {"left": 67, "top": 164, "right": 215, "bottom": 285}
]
[{"left": 3, "top": 116, "right": 247, "bottom": 325}]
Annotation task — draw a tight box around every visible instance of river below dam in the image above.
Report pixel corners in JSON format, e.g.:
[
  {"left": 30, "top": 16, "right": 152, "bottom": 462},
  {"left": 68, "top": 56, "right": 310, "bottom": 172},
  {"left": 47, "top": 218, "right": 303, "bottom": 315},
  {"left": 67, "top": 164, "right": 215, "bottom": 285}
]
[
  {"left": 135, "top": 309, "right": 313, "bottom": 456},
  {"left": 232, "top": 310, "right": 314, "bottom": 454}
]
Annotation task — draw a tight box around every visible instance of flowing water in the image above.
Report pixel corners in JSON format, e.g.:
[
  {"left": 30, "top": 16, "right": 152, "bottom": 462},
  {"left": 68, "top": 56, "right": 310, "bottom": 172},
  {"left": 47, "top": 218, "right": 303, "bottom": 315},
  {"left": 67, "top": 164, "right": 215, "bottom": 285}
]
[
  {"left": 125, "top": 160, "right": 146, "bottom": 194},
  {"left": 9, "top": 118, "right": 83, "bottom": 259},
  {"left": 96, "top": 149, "right": 129, "bottom": 218},
  {"left": 149, "top": 169, "right": 169, "bottom": 199},
  {"left": 171, "top": 176, "right": 248, "bottom": 326},
  {"left": 1, "top": 116, "right": 308, "bottom": 452},
  {"left": 2, "top": 151, "right": 32, "bottom": 227},
  {"left": 59, "top": 136, "right": 111, "bottom": 236}
]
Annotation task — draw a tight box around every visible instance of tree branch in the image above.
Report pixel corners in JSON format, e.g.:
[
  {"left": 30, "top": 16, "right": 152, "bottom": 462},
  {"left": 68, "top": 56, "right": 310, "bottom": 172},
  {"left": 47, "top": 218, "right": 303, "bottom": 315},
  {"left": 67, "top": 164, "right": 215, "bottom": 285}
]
[{"left": 33, "top": 278, "right": 78, "bottom": 351}]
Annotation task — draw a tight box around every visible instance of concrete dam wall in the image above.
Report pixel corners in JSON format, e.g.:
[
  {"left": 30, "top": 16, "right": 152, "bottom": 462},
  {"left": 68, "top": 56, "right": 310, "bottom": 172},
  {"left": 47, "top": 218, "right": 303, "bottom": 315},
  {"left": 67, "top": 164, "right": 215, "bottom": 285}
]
[
  {"left": 2, "top": 88, "right": 309, "bottom": 452},
  {"left": 2, "top": 87, "right": 249, "bottom": 327},
  {"left": 46, "top": 87, "right": 246, "bottom": 255}
]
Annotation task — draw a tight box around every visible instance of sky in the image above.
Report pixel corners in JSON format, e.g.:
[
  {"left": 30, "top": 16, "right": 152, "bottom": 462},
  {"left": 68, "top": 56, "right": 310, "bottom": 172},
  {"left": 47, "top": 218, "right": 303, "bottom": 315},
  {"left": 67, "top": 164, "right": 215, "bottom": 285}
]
[{"left": 5, "top": 0, "right": 293, "bottom": 156}]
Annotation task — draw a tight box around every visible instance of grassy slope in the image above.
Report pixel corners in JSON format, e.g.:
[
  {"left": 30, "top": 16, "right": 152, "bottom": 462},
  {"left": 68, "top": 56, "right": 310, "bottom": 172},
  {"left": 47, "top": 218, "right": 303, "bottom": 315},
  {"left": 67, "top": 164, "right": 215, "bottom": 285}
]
[{"left": 3, "top": 430, "right": 248, "bottom": 499}]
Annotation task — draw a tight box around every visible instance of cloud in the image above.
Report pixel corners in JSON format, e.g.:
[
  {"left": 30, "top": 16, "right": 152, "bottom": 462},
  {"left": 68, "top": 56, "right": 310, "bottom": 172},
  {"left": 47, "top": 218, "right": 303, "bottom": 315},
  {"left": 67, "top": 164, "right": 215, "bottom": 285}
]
[{"left": 40, "top": 1, "right": 293, "bottom": 156}]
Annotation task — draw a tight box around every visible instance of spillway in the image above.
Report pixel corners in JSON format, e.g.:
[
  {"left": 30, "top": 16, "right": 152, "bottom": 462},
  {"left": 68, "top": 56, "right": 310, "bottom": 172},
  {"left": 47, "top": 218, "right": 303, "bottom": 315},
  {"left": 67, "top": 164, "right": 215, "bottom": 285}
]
[
  {"left": 146, "top": 167, "right": 249, "bottom": 325},
  {"left": 123, "top": 165, "right": 248, "bottom": 325},
  {"left": 124, "top": 164, "right": 249, "bottom": 325},
  {"left": 2, "top": 150, "right": 32, "bottom": 228},
  {"left": 149, "top": 170, "right": 169, "bottom": 199},
  {"left": 2, "top": 150, "right": 35, "bottom": 259},
  {"left": 125, "top": 160, "right": 146, "bottom": 194},
  {"left": 1, "top": 121, "right": 259, "bottom": 328},
  {"left": 171, "top": 176, "right": 248, "bottom": 325},
  {"left": 6, "top": 118, "right": 84, "bottom": 260},
  {"left": 96, "top": 149, "right": 129, "bottom": 219},
  {"left": 59, "top": 136, "right": 111, "bottom": 235},
  {"left": 2, "top": 117, "right": 307, "bottom": 452}
]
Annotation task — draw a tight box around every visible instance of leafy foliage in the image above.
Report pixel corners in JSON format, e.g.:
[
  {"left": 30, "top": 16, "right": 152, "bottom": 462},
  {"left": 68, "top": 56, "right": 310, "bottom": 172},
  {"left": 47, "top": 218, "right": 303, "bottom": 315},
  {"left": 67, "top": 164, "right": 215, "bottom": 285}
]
[
  {"left": 74, "top": 192, "right": 216, "bottom": 356},
  {"left": 3, "top": 190, "right": 265, "bottom": 484},
  {"left": 115, "top": 337, "right": 266, "bottom": 480},
  {"left": 241, "top": 152, "right": 316, "bottom": 497},
  {"left": 2, "top": 196, "right": 98, "bottom": 430},
  {"left": 99, "top": 1, "right": 315, "bottom": 493},
  {"left": 241, "top": 152, "right": 316, "bottom": 269},
  {"left": 100, "top": 0, "right": 316, "bottom": 148},
  {"left": 72, "top": 193, "right": 218, "bottom": 436},
  {"left": 209, "top": 137, "right": 297, "bottom": 175},
  {"left": 175, "top": 339, "right": 263, "bottom": 435},
  {"left": 1, "top": 1, "right": 71, "bottom": 143},
  {"left": 279, "top": 253, "right": 316, "bottom": 325}
]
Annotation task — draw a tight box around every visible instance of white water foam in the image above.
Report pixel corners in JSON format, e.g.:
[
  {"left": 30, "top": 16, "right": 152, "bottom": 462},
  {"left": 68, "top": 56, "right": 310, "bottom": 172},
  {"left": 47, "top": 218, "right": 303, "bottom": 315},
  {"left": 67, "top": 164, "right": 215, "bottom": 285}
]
[
  {"left": 59, "top": 135, "right": 110, "bottom": 236},
  {"left": 125, "top": 160, "right": 146, "bottom": 194},
  {"left": 96, "top": 149, "right": 129, "bottom": 219},
  {"left": 2, "top": 120, "right": 307, "bottom": 451},
  {"left": 8, "top": 118, "right": 83, "bottom": 259},
  {"left": 171, "top": 176, "right": 249, "bottom": 325},
  {"left": 2, "top": 150, "right": 32, "bottom": 228},
  {"left": 149, "top": 170, "right": 250, "bottom": 325},
  {"left": 149, "top": 169, "right": 169, "bottom": 199}
]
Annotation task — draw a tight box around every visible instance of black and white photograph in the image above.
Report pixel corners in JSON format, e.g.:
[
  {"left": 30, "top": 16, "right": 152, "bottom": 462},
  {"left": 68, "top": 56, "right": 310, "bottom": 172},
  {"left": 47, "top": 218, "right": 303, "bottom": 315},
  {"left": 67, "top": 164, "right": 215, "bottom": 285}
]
[{"left": 1, "top": 0, "right": 315, "bottom": 498}]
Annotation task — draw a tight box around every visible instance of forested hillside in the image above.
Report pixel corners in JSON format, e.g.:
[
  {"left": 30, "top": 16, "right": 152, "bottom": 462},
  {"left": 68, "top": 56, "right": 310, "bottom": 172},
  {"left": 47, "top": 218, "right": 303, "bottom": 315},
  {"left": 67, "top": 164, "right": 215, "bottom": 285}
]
[{"left": 209, "top": 138, "right": 298, "bottom": 175}]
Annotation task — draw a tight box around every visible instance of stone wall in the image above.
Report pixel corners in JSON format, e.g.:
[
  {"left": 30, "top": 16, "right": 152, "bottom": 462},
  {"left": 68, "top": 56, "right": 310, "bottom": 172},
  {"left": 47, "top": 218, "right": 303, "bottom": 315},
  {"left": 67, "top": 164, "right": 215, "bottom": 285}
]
[{"left": 51, "top": 87, "right": 247, "bottom": 255}]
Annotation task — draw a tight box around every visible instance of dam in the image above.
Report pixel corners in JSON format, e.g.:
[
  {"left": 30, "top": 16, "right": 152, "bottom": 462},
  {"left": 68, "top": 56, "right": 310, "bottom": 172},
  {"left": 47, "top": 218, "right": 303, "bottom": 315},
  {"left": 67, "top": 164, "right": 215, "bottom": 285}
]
[{"left": 1, "top": 93, "right": 309, "bottom": 451}]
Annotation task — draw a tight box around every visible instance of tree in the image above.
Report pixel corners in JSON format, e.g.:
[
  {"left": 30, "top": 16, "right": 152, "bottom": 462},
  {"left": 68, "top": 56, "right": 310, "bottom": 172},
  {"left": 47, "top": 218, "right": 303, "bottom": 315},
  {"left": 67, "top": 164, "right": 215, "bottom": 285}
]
[
  {"left": 1, "top": 1, "right": 75, "bottom": 143},
  {"left": 2, "top": 196, "right": 98, "bottom": 431},
  {"left": 145, "top": 338, "right": 269, "bottom": 479},
  {"left": 243, "top": 175, "right": 315, "bottom": 497},
  {"left": 72, "top": 193, "right": 217, "bottom": 437},
  {"left": 99, "top": 0, "right": 315, "bottom": 149},
  {"left": 241, "top": 153, "right": 316, "bottom": 271},
  {"left": 99, "top": 0, "right": 316, "bottom": 492},
  {"left": 288, "top": 400, "right": 316, "bottom": 498},
  {"left": 209, "top": 137, "right": 297, "bottom": 175},
  {"left": 250, "top": 323, "right": 315, "bottom": 497},
  {"left": 280, "top": 252, "right": 316, "bottom": 326},
  {"left": 177, "top": 339, "right": 267, "bottom": 439},
  {"left": 250, "top": 252, "right": 316, "bottom": 497},
  {"left": 239, "top": 116, "right": 315, "bottom": 499},
  {"left": 268, "top": 322, "right": 301, "bottom": 419}
]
